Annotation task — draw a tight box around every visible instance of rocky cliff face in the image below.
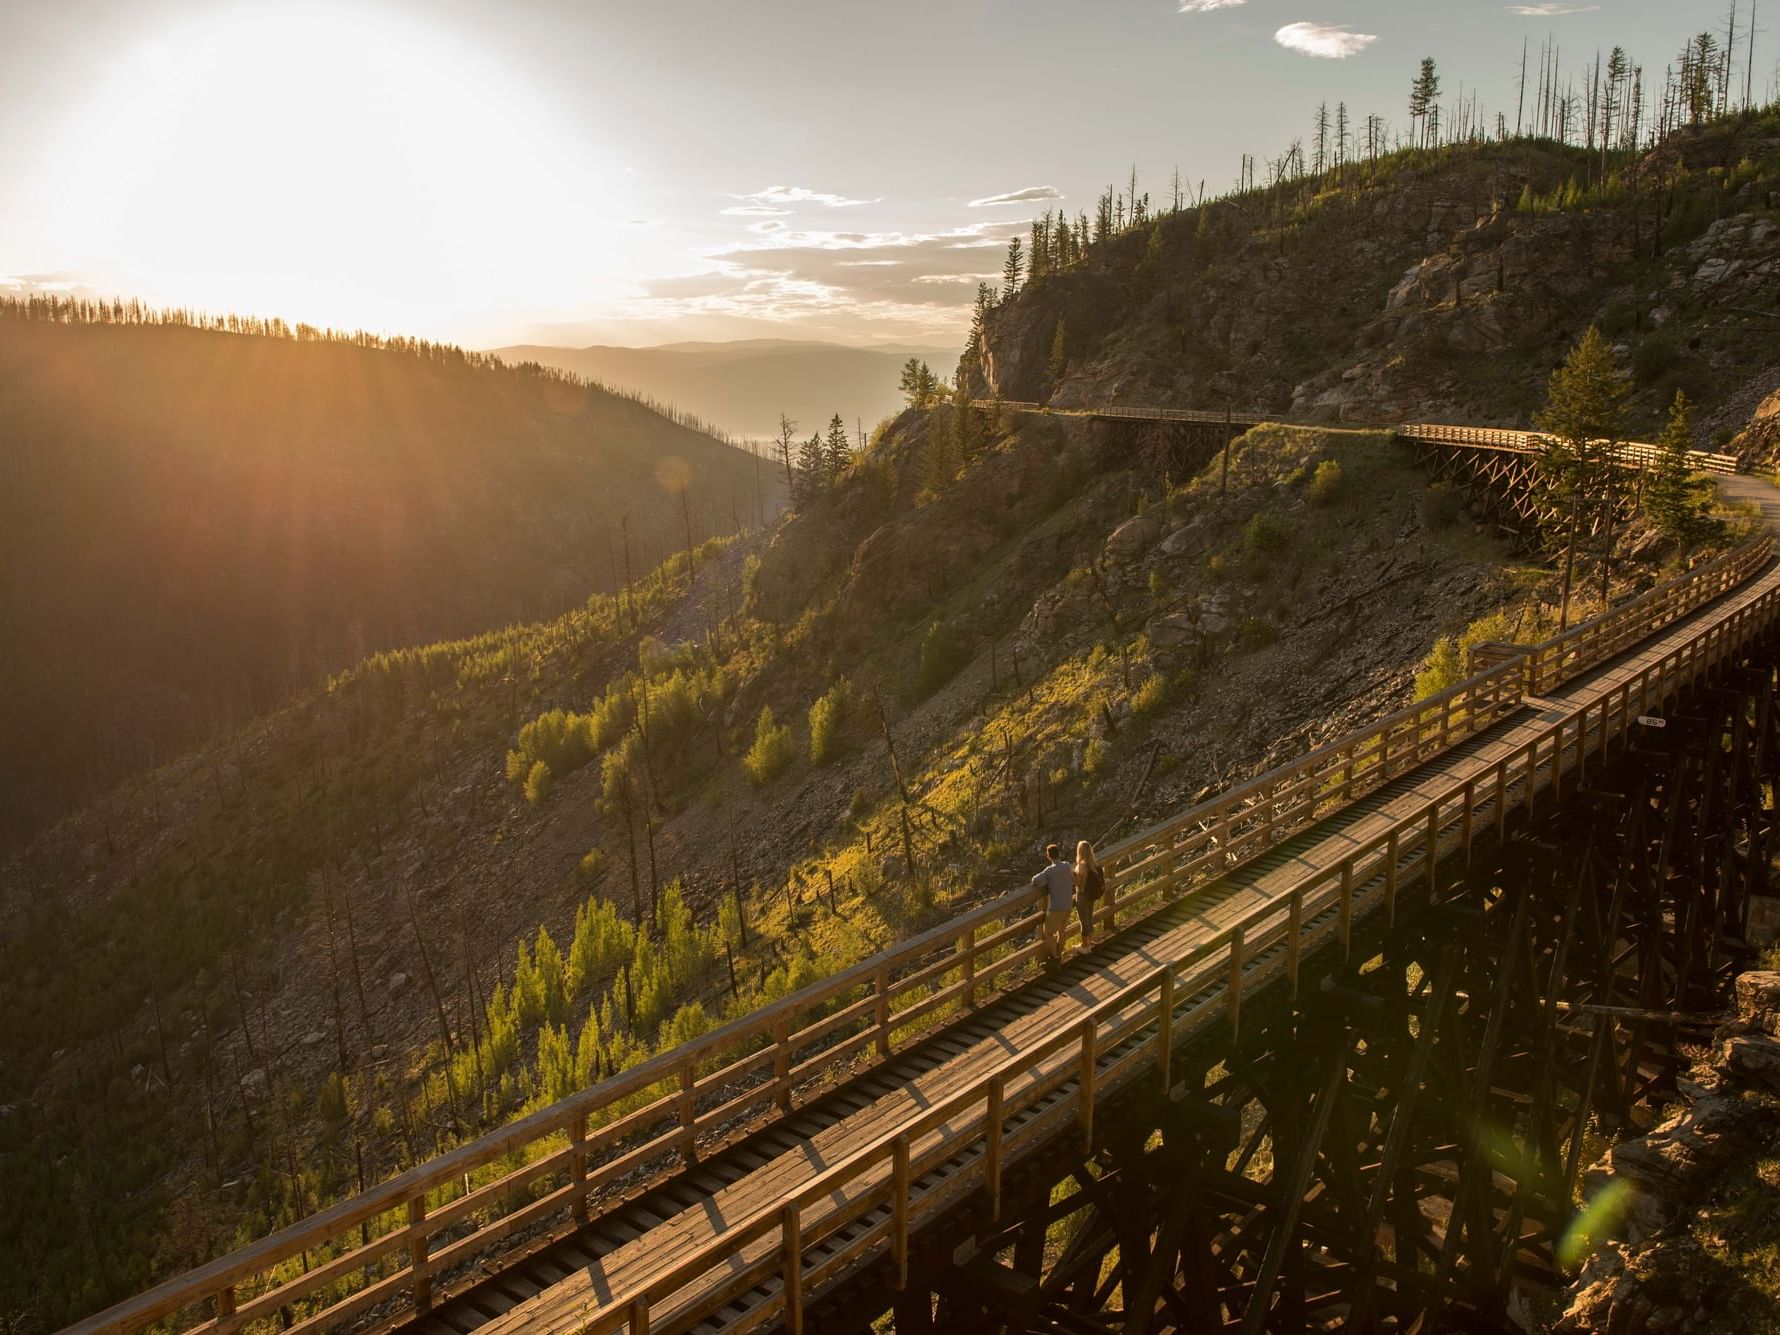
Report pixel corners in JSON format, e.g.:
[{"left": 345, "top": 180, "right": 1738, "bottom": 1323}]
[
  {"left": 974, "top": 115, "right": 1780, "bottom": 443},
  {"left": 1556, "top": 971, "right": 1780, "bottom": 1334}
]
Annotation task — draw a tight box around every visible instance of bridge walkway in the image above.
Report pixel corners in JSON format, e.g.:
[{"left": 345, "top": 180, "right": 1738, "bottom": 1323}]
[{"left": 455, "top": 501, "right": 1780, "bottom": 1334}]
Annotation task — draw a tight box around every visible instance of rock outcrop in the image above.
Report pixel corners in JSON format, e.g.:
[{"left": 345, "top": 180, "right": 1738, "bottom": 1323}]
[{"left": 1555, "top": 972, "right": 1780, "bottom": 1334}]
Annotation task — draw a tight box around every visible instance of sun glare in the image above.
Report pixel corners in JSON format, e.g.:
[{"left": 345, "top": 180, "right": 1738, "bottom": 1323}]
[{"left": 41, "top": 3, "right": 646, "bottom": 340}]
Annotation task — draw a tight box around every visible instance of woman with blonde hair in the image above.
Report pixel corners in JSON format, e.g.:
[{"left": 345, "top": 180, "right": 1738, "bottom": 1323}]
[{"left": 1073, "top": 840, "right": 1105, "bottom": 945}]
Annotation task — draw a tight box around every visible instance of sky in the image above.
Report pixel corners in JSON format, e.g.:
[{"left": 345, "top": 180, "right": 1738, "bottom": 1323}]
[{"left": 0, "top": 1, "right": 1755, "bottom": 349}]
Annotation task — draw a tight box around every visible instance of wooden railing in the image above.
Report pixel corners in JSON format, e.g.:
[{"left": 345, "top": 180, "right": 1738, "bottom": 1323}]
[
  {"left": 544, "top": 557, "right": 1780, "bottom": 1335},
  {"left": 63, "top": 528, "right": 1772, "bottom": 1335},
  {"left": 1402, "top": 421, "right": 1740, "bottom": 475}
]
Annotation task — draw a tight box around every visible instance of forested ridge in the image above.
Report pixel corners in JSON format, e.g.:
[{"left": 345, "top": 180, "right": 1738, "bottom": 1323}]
[{"left": 0, "top": 301, "right": 779, "bottom": 848}]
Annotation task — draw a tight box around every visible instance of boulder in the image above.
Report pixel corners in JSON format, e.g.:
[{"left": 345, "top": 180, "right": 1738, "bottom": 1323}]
[
  {"left": 1105, "top": 513, "right": 1164, "bottom": 563},
  {"left": 388, "top": 971, "right": 411, "bottom": 995},
  {"left": 1147, "top": 612, "right": 1199, "bottom": 648},
  {"left": 1733, "top": 970, "right": 1780, "bottom": 1036},
  {"left": 1720, "top": 1033, "right": 1780, "bottom": 1091}
]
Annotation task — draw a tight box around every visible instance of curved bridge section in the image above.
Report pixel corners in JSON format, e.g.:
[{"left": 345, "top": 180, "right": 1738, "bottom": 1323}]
[{"left": 63, "top": 425, "right": 1774, "bottom": 1335}]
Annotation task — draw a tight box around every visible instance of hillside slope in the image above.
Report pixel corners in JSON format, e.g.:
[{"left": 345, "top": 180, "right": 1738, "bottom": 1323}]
[
  {"left": 970, "top": 114, "right": 1780, "bottom": 440},
  {"left": 0, "top": 311, "right": 780, "bottom": 847},
  {"left": 2, "top": 402, "right": 1552, "bottom": 1329},
  {"left": 493, "top": 338, "right": 957, "bottom": 440}
]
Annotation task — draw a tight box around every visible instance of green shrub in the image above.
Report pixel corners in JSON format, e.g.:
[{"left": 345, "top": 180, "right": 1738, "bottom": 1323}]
[
  {"left": 914, "top": 621, "right": 968, "bottom": 698},
  {"left": 1421, "top": 481, "right": 1462, "bottom": 529},
  {"left": 316, "top": 1072, "right": 349, "bottom": 1125},
  {"left": 848, "top": 788, "right": 872, "bottom": 822},
  {"left": 1632, "top": 334, "right": 1681, "bottom": 386},
  {"left": 1235, "top": 616, "right": 1276, "bottom": 650},
  {"left": 523, "top": 759, "right": 553, "bottom": 804},
  {"left": 578, "top": 848, "right": 606, "bottom": 880},
  {"left": 1242, "top": 513, "right": 1291, "bottom": 562},
  {"left": 1130, "top": 673, "right": 1170, "bottom": 717},
  {"left": 743, "top": 706, "right": 796, "bottom": 785},
  {"left": 1414, "top": 636, "right": 1464, "bottom": 699},
  {"left": 1307, "top": 459, "right": 1343, "bottom": 505},
  {"left": 808, "top": 677, "right": 856, "bottom": 764},
  {"left": 1083, "top": 738, "right": 1111, "bottom": 775}
]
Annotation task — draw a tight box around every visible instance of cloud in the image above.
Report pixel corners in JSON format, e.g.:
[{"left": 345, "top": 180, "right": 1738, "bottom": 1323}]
[
  {"left": 1273, "top": 21, "right": 1378, "bottom": 58},
  {"left": 969, "top": 185, "right": 1063, "bottom": 208},
  {"left": 1178, "top": 0, "right": 1246, "bottom": 10},
  {"left": 1504, "top": 2, "right": 1600, "bottom": 12},
  {"left": 722, "top": 204, "right": 793, "bottom": 217},
  {"left": 731, "top": 185, "right": 875, "bottom": 210}
]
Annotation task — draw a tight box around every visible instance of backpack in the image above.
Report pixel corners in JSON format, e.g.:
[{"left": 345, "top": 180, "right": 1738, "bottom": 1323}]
[{"left": 1083, "top": 864, "right": 1106, "bottom": 902}]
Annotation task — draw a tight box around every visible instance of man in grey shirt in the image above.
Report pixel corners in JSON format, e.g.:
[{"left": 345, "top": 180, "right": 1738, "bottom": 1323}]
[{"left": 1031, "top": 843, "right": 1074, "bottom": 966}]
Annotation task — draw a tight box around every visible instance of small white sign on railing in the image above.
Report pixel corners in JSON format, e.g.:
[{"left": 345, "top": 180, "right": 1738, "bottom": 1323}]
[{"left": 1635, "top": 716, "right": 1667, "bottom": 728}]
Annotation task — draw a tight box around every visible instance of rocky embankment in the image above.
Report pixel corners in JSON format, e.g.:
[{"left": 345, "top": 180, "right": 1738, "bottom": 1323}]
[{"left": 1557, "top": 971, "right": 1780, "bottom": 1334}]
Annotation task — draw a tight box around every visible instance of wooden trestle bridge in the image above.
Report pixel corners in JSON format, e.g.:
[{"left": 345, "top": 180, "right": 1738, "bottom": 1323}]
[{"left": 68, "top": 416, "right": 1778, "bottom": 1335}]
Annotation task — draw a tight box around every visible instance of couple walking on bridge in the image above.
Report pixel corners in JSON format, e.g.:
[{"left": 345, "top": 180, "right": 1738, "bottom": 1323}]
[{"left": 1031, "top": 839, "right": 1105, "bottom": 966}]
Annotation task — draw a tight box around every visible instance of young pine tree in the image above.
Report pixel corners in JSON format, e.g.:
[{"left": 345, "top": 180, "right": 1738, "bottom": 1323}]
[
  {"left": 794, "top": 432, "right": 827, "bottom": 506},
  {"left": 1002, "top": 236, "right": 1024, "bottom": 300},
  {"left": 823, "top": 413, "right": 852, "bottom": 479},
  {"left": 1644, "top": 390, "right": 1716, "bottom": 545},
  {"left": 1534, "top": 326, "right": 1631, "bottom": 629}
]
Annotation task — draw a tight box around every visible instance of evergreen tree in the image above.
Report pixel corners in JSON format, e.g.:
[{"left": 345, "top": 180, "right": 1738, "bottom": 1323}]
[
  {"left": 1002, "top": 236, "right": 1024, "bottom": 300},
  {"left": 898, "top": 358, "right": 929, "bottom": 408},
  {"left": 1047, "top": 319, "right": 1069, "bottom": 396},
  {"left": 794, "top": 432, "right": 826, "bottom": 506},
  {"left": 1409, "top": 57, "right": 1441, "bottom": 148},
  {"left": 1644, "top": 390, "right": 1716, "bottom": 545},
  {"left": 1534, "top": 326, "right": 1631, "bottom": 629},
  {"left": 823, "top": 413, "right": 852, "bottom": 479},
  {"left": 920, "top": 419, "right": 959, "bottom": 497}
]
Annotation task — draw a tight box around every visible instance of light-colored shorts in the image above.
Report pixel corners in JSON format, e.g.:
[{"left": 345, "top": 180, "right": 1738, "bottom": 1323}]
[{"left": 1044, "top": 908, "right": 1072, "bottom": 938}]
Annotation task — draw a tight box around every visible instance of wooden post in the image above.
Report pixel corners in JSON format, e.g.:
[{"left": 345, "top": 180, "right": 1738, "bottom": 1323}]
[
  {"left": 1424, "top": 804, "right": 1440, "bottom": 898},
  {"left": 1287, "top": 892, "right": 1303, "bottom": 999},
  {"left": 1526, "top": 738, "right": 1539, "bottom": 818},
  {"left": 962, "top": 926, "right": 977, "bottom": 1009},
  {"left": 629, "top": 1297, "right": 651, "bottom": 1335},
  {"left": 1495, "top": 761, "right": 1509, "bottom": 840},
  {"left": 1461, "top": 779, "right": 1475, "bottom": 861},
  {"left": 773, "top": 1016, "right": 791, "bottom": 1112},
  {"left": 678, "top": 1065, "right": 697, "bottom": 1165},
  {"left": 216, "top": 1288, "right": 237, "bottom": 1322},
  {"left": 1158, "top": 969, "right": 1175, "bottom": 1094},
  {"left": 893, "top": 1135, "right": 911, "bottom": 1289},
  {"left": 407, "top": 1197, "right": 432, "bottom": 1313},
  {"left": 986, "top": 1076, "right": 1005, "bottom": 1222},
  {"left": 781, "top": 1203, "right": 803, "bottom": 1335},
  {"left": 1227, "top": 928, "right": 1244, "bottom": 1038},
  {"left": 1385, "top": 830, "right": 1399, "bottom": 908},
  {"left": 569, "top": 1110, "right": 589, "bottom": 1222},
  {"left": 1339, "top": 863, "right": 1354, "bottom": 957},
  {"left": 875, "top": 966, "right": 892, "bottom": 1058},
  {"left": 1079, "top": 1019, "right": 1097, "bottom": 1148}
]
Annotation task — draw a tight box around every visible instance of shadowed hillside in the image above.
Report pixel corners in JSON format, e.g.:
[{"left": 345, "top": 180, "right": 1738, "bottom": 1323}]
[{"left": 0, "top": 306, "right": 781, "bottom": 847}]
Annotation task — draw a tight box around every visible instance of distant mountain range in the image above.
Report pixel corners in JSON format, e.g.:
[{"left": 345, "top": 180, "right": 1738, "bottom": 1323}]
[{"left": 491, "top": 338, "right": 961, "bottom": 441}]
